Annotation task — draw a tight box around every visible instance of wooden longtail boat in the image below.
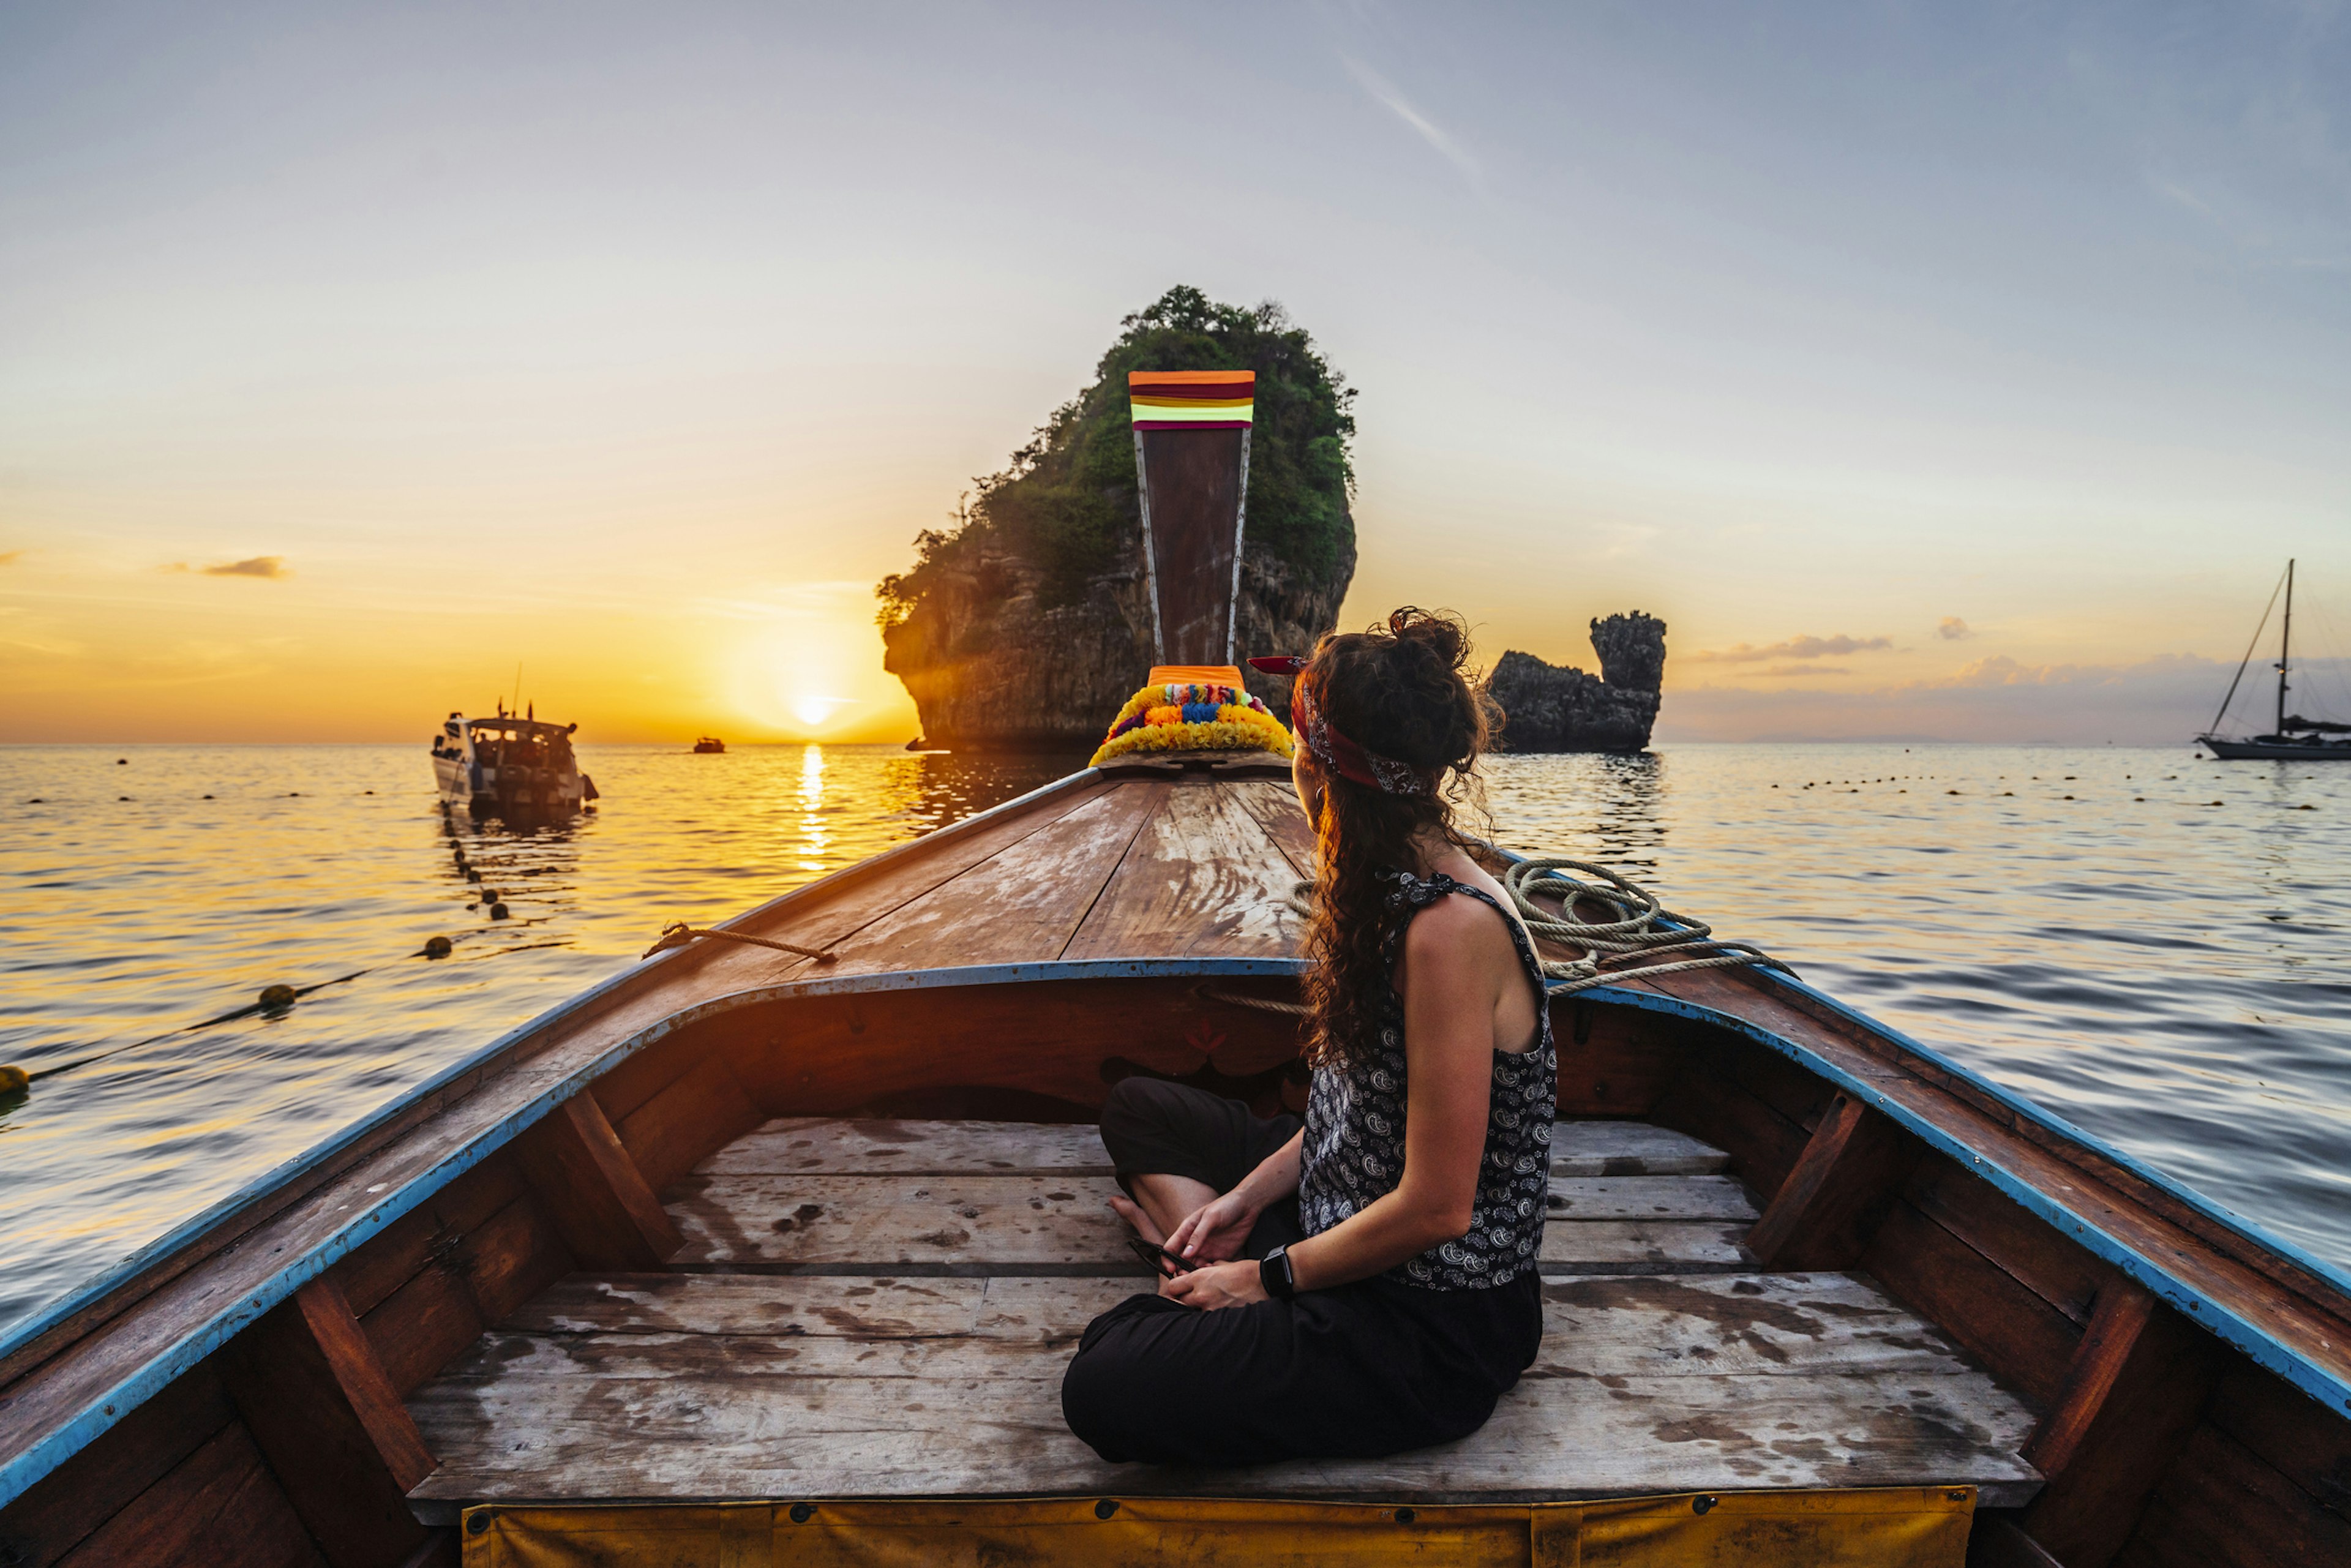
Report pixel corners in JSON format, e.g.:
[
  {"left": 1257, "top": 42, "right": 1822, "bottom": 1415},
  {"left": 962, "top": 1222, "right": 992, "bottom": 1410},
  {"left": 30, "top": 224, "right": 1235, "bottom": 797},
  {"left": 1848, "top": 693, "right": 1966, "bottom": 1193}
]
[{"left": 8, "top": 394, "right": 2351, "bottom": 1568}]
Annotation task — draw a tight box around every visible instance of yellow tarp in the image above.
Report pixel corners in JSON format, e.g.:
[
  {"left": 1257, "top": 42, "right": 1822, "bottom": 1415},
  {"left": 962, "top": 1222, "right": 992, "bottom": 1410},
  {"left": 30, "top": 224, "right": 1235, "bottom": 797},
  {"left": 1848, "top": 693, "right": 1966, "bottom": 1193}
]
[{"left": 463, "top": 1486, "right": 1974, "bottom": 1567}]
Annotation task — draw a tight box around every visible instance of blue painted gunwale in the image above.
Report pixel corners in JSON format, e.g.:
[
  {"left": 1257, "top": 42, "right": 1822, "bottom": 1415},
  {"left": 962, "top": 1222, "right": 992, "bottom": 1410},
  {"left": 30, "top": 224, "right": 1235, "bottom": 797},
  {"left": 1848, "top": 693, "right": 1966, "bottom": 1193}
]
[
  {"left": 9, "top": 776, "right": 2348, "bottom": 1507},
  {"left": 0, "top": 765, "right": 1112, "bottom": 1512}
]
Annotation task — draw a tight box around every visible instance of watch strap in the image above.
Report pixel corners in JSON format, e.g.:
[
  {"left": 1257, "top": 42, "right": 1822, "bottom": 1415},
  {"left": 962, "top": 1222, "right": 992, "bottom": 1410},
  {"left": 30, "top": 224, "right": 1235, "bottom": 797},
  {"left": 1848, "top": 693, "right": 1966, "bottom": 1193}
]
[{"left": 1259, "top": 1244, "right": 1296, "bottom": 1299}]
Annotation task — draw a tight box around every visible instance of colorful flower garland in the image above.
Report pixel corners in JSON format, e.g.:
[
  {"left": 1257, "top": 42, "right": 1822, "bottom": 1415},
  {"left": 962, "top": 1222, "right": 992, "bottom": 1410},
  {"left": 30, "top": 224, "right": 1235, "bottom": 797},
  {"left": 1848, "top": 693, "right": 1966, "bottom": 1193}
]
[{"left": 1089, "top": 681, "right": 1294, "bottom": 767}]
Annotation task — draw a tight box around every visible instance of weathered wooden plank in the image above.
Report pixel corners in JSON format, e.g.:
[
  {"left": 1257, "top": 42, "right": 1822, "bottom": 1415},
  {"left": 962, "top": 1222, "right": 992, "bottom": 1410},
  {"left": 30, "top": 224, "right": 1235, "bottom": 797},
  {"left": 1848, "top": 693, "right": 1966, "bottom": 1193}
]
[
  {"left": 410, "top": 1361, "right": 2038, "bottom": 1505},
  {"left": 667, "top": 1172, "right": 1757, "bottom": 1267},
  {"left": 2021, "top": 1283, "right": 2219, "bottom": 1568},
  {"left": 702, "top": 1119, "right": 1116, "bottom": 1176},
  {"left": 1063, "top": 782, "right": 1305, "bottom": 961},
  {"left": 2110, "top": 1422, "right": 2351, "bottom": 1568},
  {"left": 499, "top": 1274, "right": 991, "bottom": 1338},
  {"left": 1864, "top": 1199, "right": 2082, "bottom": 1408},
  {"left": 359, "top": 1190, "right": 571, "bottom": 1396},
  {"left": 218, "top": 1277, "right": 434, "bottom": 1568},
  {"left": 1747, "top": 1092, "right": 1921, "bottom": 1269},
  {"left": 512, "top": 1093, "right": 682, "bottom": 1269},
  {"left": 615, "top": 1052, "right": 761, "bottom": 1195},
  {"left": 699, "top": 1118, "right": 1727, "bottom": 1181},
  {"left": 2200, "top": 1361, "right": 2351, "bottom": 1527},
  {"left": 1649, "top": 1060, "right": 1810, "bottom": 1198},
  {"left": 1545, "top": 1122, "right": 1727, "bottom": 1176},
  {"left": 0, "top": 1363, "right": 237, "bottom": 1568},
  {"left": 1907, "top": 1154, "right": 2110, "bottom": 1327},
  {"left": 816, "top": 786, "right": 1166, "bottom": 972},
  {"left": 1226, "top": 778, "right": 1318, "bottom": 879},
  {"left": 668, "top": 1174, "right": 1122, "bottom": 1266},
  {"left": 53, "top": 1420, "right": 324, "bottom": 1568},
  {"left": 1542, "top": 1221, "right": 1754, "bottom": 1273},
  {"left": 430, "top": 1271, "right": 1990, "bottom": 1390},
  {"left": 328, "top": 1154, "right": 528, "bottom": 1319},
  {"left": 1543, "top": 1176, "right": 1757, "bottom": 1222},
  {"left": 1554, "top": 1002, "right": 1684, "bottom": 1117},
  {"left": 641, "top": 774, "right": 1131, "bottom": 991},
  {"left": 1638, "top": 961, "right": 2351, "bottom": 1409}
]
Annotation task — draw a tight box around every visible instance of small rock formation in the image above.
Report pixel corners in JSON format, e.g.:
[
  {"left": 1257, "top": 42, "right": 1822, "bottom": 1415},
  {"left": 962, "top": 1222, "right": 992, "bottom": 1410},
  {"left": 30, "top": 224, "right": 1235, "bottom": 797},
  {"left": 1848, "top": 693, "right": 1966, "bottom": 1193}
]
[{"left": 1486, "top": 612, "right": 1667, "bottom": 752}]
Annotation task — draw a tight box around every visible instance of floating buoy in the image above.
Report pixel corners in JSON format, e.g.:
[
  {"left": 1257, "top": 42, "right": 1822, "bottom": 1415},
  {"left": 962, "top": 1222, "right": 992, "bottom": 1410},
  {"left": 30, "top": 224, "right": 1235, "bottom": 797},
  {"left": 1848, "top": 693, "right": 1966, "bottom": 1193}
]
[
  {"left": 489, "top": 902, "right": 511, "bottom": 920},
  {"left": 481, "top": 888, "right": 500, "bottom": 902},
  {"left": 465, "top": 868, "right": 481, "bottom": 882},
  {"left": 116, "top": 759, "right": 127, "bottom": 765},
  {"left": 27, "top": 798, "right": 41, "bottom": 804},
  {"left": 288, "top": 792, "right": 300, "bottom": 797},
  {"left": 201, "top": 794, "right": 213, "bottom": 800},
  {"left": 258, "top": 984, "right": 298, "bottom": 1010},
  {"left": 364, "top": 790, "right": 374, "bottom": 795},
  {"left": 0, "top": 1065, "right": 29, "bottom": 1094},
  {"left": 423, "top": 935, "right": 454, "bottom": 959},
  {"left": 119, "top": 796, "right": 130, "bottom": 802}
]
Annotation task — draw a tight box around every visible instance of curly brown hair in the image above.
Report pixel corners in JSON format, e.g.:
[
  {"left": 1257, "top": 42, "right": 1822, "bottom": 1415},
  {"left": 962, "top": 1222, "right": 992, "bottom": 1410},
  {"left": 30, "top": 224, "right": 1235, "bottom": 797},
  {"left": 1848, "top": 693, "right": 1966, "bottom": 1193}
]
[{"left": 1299, "top": 607, "right": 1498, "bottom": 1069}]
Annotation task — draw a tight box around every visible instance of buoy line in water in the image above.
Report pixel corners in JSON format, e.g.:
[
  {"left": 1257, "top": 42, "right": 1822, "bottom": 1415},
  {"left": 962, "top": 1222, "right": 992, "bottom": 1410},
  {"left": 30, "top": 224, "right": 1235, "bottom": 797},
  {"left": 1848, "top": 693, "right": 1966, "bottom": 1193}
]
[{"left": 1, "top": 925, "right": 567, "bottom": 1100}]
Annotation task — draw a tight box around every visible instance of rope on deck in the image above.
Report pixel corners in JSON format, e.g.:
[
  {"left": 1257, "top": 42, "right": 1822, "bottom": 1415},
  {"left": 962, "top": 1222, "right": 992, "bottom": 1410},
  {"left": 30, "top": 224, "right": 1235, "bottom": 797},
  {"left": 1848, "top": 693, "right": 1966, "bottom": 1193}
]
[
  {"left": 643, "top": 923, "right": 839, "bottom": 964},
  {"left": 1501, "top": 857, "right": 1794, "bottom": 993},
  {"left": 1203, "top": 857, "right": 1791, "bottom": 1013}
]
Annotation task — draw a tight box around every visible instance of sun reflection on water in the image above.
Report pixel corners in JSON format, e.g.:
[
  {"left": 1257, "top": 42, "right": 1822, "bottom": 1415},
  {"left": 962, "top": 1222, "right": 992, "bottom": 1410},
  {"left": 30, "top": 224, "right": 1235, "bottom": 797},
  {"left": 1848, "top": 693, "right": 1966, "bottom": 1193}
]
[{"left": 797, "top": 743, "right": 828, "bottom": 872}]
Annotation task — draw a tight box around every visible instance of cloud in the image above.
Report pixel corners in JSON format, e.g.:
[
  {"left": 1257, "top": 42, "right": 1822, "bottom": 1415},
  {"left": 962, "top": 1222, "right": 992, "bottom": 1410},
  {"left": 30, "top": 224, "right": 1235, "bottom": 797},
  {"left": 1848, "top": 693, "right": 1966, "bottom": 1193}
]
[
  {"left": 1937, "top": 617, "right": 1973, "bottom": 640},
  {"left": 165, "top": 555, "right": 291, "bottom": 579},
  {"left": 1342, "top": 57, "right": 1482, "bottom": 187},
  {"left": 1685, "top": 634, "right": 1892, "bottom": 664}
]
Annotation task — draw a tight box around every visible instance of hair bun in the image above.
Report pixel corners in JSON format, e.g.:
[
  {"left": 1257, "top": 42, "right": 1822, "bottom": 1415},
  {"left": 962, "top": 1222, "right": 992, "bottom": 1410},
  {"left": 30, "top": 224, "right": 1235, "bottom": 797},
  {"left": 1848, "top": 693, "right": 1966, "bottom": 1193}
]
[{"left": 1385, "top": 606, "right": 1469, "bottom": 671}]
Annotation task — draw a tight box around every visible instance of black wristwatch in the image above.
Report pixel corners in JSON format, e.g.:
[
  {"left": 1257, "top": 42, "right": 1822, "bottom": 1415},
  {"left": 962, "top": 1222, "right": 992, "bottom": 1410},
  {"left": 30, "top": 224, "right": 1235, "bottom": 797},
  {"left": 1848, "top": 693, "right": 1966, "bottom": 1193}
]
[{"left": 1259, "top": 1244, "right": 1297, "bottom": 1300}]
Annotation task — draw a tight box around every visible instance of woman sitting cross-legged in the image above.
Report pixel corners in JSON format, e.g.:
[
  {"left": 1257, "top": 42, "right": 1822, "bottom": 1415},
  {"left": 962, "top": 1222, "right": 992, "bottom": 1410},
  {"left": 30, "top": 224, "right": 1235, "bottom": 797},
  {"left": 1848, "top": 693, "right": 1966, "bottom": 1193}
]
[{"left": 1060, "top": 607, "right": 1556, "bottom": 1466}]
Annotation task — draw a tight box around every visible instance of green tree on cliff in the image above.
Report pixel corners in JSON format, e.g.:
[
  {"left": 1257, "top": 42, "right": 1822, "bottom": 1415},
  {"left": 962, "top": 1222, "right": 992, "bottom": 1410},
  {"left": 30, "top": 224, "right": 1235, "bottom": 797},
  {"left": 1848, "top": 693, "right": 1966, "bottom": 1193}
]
[{"left": 877, "top": 286, "right": 1356, "bottom": 623}]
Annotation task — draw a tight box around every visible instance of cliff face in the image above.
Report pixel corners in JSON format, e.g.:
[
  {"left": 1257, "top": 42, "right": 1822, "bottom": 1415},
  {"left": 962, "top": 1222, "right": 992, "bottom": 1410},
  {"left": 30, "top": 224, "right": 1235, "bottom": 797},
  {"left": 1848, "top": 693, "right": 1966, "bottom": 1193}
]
[
  {"left": 881, "top": 287, "right": 1357, "bottom": 749},
  {"left": 1486, "top": 612, "right": 1667, "bottom": 752},
  {"left": 883, "top": 524, "right": 1354, "bottom": 749}
]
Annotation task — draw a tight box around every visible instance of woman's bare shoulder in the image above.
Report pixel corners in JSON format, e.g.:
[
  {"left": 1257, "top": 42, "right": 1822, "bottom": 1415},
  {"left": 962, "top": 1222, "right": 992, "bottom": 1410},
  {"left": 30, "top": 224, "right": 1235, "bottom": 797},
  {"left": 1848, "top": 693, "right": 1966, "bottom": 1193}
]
[{"left": 1401, "top": 881, "right": 1521, "bottom": 968}]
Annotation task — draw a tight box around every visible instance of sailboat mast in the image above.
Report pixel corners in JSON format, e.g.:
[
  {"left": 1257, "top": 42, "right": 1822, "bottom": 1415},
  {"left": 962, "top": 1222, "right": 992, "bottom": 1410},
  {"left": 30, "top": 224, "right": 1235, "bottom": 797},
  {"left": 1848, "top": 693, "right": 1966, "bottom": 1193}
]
[{"left": 2277, "top": 558, "right": 2294, "bottom": 735}]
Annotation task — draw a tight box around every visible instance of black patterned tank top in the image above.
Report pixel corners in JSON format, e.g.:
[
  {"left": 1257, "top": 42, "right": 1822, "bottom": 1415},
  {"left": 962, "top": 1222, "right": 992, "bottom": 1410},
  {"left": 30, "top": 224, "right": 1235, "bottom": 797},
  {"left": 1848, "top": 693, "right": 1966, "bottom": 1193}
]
[{"left": 1297, "top": 870, "right": 1558, "bottom": 1289}]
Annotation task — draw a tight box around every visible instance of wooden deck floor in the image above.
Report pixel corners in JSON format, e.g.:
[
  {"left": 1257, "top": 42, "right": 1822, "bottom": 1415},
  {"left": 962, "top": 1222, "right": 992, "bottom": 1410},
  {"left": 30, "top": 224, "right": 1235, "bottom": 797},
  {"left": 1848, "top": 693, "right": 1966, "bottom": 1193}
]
[{"left": 407, "top": 1118, "right": 2041, "bottom": 1510}]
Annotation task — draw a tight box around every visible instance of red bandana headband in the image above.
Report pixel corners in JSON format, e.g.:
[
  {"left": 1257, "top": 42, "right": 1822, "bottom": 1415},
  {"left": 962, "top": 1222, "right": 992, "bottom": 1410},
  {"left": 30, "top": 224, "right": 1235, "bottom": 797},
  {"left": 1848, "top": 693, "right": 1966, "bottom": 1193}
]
[{"left": 1249, "top": 656, "right": 1442, "bottom": 797}]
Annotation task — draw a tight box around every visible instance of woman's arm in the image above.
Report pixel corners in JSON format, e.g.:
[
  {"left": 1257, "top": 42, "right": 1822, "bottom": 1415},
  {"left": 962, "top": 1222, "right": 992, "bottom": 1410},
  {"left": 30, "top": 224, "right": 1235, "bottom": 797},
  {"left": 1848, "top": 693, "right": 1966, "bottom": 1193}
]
[
  {"left": 1160, "top": 1131, "right": 1303, "bottom": 1262},
  {"left": 1160, "top": 896, "right": 1517, "bottom": 1309}
]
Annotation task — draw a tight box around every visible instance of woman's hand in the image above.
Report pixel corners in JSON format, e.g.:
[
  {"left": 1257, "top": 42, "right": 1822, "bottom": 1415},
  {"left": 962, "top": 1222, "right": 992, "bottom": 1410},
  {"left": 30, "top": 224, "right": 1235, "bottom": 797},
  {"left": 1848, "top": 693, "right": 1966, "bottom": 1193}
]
[
  {"left": 1159, "top": 1259, "right": 1265, "bottom": 1311},
  {"left": 1161, "top": 1190, "right": 1259, "bottom": 1263}
]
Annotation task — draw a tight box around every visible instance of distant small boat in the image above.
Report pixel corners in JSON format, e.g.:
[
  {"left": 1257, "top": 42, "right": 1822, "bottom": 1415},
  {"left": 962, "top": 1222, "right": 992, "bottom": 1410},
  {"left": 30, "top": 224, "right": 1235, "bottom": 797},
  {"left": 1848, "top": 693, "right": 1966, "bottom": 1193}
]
[
  {"left": 692, "top": 737, "right": 727, "bottom": 754},
  {"left": 432, "top": 703, "right": 598, "bottom": 814},
  {"left": 2197, "top": 559, "right": 2351, "bottom": 759}
]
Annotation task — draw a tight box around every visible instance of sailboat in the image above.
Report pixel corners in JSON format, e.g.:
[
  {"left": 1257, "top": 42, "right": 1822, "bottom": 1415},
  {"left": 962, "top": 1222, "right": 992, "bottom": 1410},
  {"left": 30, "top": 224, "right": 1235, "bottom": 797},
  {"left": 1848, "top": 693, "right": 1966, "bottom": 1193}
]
[{"left": 2197, "top": 558, "right": 2351, "bottom": 760}]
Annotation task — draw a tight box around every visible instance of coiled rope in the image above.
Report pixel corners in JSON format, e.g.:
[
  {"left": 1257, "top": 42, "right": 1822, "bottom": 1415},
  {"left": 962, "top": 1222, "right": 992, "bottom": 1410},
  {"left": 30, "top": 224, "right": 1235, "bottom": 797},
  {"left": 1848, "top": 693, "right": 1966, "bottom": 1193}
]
[
  {"left": 1500, "top": 857, "right": 1794, "bottom": 992},
  {"left": 1202, "top": 857, "right": 1790, "bottom": 1014}
]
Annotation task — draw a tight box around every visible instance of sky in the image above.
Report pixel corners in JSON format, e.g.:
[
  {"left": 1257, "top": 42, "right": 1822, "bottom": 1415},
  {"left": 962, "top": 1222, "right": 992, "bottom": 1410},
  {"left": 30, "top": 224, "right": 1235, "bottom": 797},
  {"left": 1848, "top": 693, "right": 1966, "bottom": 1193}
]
[{"left": 2, "top": 1, "right": 2348, "bottom": 745}]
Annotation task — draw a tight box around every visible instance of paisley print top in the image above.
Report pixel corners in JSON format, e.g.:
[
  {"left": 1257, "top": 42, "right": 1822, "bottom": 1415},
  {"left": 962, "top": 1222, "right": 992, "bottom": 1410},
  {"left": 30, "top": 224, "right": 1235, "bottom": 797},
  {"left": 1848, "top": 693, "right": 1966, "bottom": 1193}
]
[{"left": 1297, "top": 871, "right": 1558, "bottom": 1289}]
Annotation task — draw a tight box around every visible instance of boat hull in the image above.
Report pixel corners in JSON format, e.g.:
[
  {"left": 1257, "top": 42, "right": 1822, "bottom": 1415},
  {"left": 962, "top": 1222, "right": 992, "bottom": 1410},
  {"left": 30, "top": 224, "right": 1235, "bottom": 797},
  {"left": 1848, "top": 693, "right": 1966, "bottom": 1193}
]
[
  {"left": 2199, "top": 735, "right": 2351, "bottom": 760},
  {"left": 7, "top": 767, "right": 2351, "bottom": 1568}
]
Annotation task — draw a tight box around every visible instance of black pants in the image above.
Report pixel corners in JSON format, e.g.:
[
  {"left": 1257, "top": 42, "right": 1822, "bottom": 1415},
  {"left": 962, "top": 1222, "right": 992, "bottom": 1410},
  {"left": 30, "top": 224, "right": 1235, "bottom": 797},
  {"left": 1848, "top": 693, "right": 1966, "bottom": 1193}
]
[{"left": 1062, "top": 1078, "right": 1543, "bottom": 1467}]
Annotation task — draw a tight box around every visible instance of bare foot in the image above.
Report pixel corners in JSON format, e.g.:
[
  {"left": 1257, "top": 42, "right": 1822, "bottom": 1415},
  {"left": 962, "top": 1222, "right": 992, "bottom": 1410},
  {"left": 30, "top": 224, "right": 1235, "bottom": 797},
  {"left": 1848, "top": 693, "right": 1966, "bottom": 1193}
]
[{"left": 1107, "top": 1192, "right": 1164, "bottom": 1246}]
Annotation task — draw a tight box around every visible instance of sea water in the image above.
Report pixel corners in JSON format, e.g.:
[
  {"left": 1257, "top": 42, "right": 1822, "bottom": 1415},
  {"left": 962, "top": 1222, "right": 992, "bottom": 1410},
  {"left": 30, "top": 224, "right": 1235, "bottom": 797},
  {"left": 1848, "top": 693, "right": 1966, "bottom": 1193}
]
[{"left": 1, "top": 741, "right": 2345, "bottom": 1345}]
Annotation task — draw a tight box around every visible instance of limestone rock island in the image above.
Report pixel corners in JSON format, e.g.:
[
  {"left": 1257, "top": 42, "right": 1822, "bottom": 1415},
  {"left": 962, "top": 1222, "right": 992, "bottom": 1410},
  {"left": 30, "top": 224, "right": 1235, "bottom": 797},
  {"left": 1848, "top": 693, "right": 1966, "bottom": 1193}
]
[
  {"left": 879, "top": 287, "right": 1356, "bottom": 749},
  {"left": 1486, "top": 612, "right": 1667, "bottom": 752}
]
